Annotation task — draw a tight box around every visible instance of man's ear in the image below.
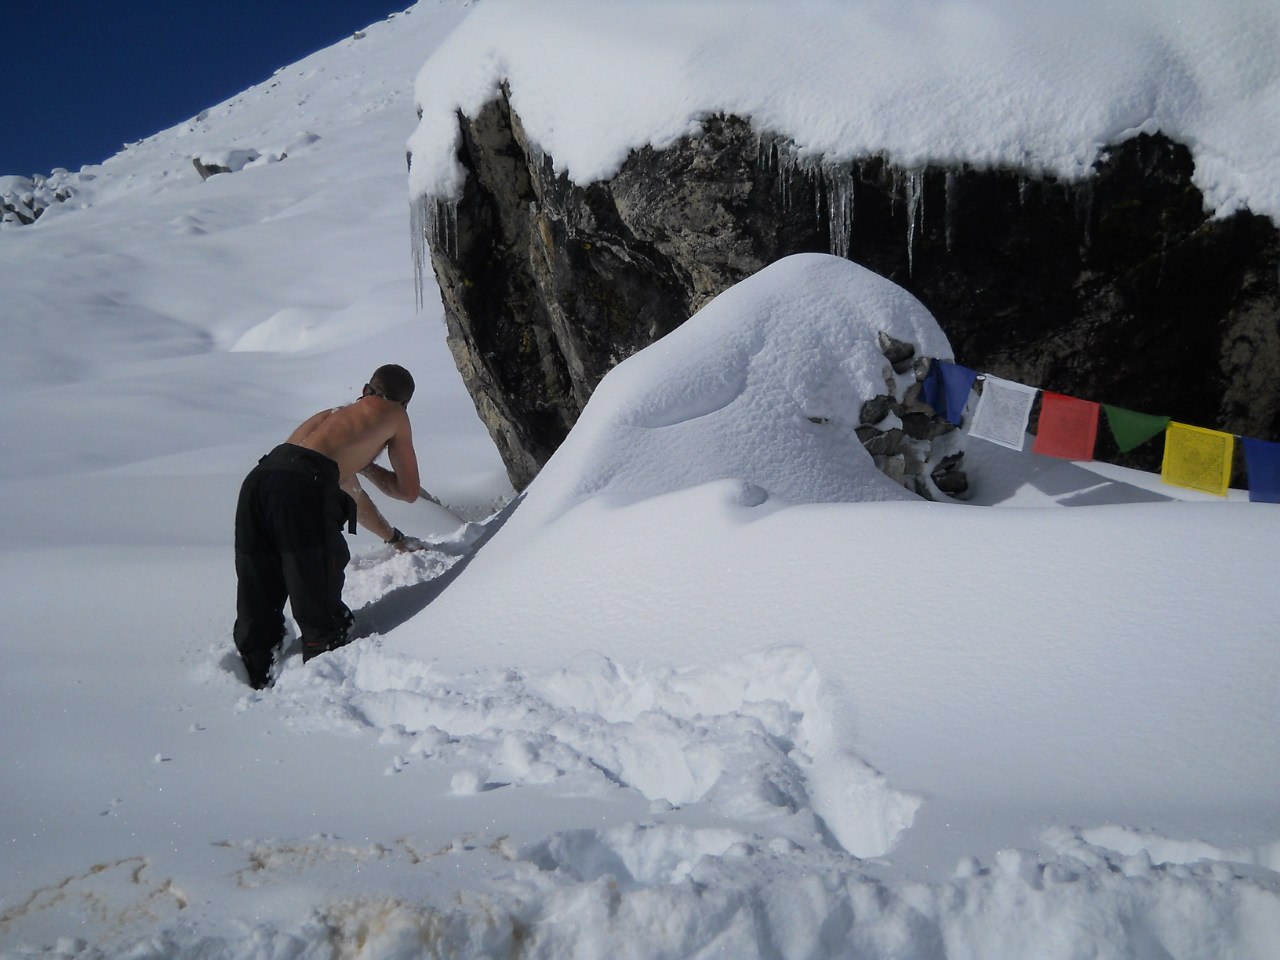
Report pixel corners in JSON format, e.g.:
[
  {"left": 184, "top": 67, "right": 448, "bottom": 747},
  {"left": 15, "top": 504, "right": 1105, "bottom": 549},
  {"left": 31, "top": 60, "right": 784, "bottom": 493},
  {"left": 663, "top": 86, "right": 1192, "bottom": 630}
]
[{"left": 361, "top": 383, "right": 374, "bottom": 397}]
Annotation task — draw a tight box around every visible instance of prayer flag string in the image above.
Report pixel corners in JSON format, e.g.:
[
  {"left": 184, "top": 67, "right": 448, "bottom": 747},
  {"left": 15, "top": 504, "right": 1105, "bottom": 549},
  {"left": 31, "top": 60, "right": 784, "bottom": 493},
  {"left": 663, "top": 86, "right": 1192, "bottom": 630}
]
[{"left": 918, "top": 358, "right": 1276, "bottom": 501}]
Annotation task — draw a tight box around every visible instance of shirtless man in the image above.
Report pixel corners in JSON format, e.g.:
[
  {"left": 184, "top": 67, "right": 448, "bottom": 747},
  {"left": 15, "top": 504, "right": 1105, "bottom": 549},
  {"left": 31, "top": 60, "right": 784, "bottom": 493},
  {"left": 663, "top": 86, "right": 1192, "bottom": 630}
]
[{"left": 233, "top": 364, "right": 421, "bottom": 689}]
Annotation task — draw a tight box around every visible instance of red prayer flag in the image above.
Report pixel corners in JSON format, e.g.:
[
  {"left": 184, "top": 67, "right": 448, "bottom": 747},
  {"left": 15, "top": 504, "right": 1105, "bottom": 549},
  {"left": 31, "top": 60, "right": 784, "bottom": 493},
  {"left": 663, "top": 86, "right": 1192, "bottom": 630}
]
[{"left": 1033, "top": 391, "right": 1100, "bottom": 461}]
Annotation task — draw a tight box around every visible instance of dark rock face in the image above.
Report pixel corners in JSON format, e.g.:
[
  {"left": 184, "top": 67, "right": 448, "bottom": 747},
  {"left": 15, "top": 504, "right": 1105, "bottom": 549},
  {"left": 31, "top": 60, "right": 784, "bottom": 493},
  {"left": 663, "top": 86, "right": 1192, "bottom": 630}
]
[{"left": 415, "top": 87, "right": 1280, "bottom": 490}]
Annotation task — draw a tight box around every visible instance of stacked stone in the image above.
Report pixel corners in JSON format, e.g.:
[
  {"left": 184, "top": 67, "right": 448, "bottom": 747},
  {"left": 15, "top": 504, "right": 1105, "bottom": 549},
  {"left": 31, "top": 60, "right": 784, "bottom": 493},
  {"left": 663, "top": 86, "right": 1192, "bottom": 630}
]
[{"left": 855, "top": 333, "right": 968, "bottom": 500}]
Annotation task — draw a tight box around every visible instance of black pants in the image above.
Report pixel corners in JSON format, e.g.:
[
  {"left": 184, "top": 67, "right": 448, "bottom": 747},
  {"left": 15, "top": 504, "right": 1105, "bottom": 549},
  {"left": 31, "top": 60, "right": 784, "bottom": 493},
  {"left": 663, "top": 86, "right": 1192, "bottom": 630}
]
[{"left": 233, "top": 444, "right": 356, "bottom": 687}]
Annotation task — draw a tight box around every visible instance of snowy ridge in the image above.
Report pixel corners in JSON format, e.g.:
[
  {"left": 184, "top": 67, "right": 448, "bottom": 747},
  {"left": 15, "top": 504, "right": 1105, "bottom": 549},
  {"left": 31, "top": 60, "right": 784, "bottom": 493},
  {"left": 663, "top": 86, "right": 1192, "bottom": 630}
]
[
  {"left": 409, "top": 0, "right": 1280, "bottom": 221},
  {"left": 2, "top": 3, "right": 460, "bottom": 225}
]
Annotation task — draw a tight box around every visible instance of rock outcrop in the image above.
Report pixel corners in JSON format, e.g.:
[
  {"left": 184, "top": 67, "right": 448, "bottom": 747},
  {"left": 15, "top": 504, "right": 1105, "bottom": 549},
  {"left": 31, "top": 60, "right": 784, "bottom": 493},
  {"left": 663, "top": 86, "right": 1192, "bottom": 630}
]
[
  {"left": 1, "top": 172, "right": 76, "bottom": 227},
  {"left": 414, "top": 88, "right": 1280, "bottom": 490}
]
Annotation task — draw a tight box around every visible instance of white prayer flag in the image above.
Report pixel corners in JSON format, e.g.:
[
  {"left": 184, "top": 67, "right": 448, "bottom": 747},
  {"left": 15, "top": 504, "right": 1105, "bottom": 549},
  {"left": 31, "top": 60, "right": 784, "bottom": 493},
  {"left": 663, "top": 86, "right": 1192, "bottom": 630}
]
[{"left": 969, "top": 375, "right": 1038, "bottom": 451}]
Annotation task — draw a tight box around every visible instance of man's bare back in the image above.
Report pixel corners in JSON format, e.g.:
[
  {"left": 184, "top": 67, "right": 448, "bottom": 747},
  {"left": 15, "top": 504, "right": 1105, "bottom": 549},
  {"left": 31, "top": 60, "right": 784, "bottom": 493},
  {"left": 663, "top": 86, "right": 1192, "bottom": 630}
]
[{"left": 287, "top": 395, "right": 420, "bottom": 501}]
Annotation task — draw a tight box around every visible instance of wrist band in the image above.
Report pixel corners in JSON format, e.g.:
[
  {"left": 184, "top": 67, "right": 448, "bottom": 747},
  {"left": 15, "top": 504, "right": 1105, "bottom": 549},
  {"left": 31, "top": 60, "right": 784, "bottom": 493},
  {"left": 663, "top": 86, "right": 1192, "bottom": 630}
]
[{"left": 386, "top": 527, "right": 404, "bottom": 545}]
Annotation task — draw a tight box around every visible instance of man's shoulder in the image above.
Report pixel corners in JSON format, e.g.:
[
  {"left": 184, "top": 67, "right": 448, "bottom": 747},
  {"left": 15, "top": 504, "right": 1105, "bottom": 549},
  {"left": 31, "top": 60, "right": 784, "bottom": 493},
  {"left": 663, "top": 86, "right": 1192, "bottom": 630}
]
[{"left": 352, "top": 397, "right": 409, "bottom": 444}]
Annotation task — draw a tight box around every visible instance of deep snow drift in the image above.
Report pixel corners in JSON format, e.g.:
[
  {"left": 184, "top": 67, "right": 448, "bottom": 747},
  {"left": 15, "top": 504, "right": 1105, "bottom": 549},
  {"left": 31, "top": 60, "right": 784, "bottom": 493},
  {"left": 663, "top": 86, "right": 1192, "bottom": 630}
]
[{"left": 1, "top": 1, "right": 1278, "bottom": 958}]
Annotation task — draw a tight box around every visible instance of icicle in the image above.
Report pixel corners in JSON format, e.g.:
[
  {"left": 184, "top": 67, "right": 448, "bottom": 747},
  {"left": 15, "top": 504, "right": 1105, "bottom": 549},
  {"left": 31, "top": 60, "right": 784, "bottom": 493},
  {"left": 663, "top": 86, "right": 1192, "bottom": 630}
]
[
  {"left": 773, "top": 141, "right": 826, "bottom": 217},
  {"left": 774, "top": 148, "right": 783, "bottom": 206},
  {"left": 906, "top": 170, "right": 924, "bottom": 276},
  {"left": 767, "top": 142, "right": 859, "bottom": 260},
  {"left": 780, "top": 150, "right": 806, "bottom": 212},
  {"left": 757, "top": 135, "right": 778, "bottom": 174},
  {"left": 410, "top": 195, "right": 429, "bottom": 311},
  {"left": 410, "top": 194, "right": 458, "bottom": 310},
  {"left": 847, "top": 163, "right": 857, "bottom": 253},
  {"left": 825, "top": 164, "right": 855, "bottom": 260},
  {"left": 944, "top": 170, "right": 957, "bottom": 255}
]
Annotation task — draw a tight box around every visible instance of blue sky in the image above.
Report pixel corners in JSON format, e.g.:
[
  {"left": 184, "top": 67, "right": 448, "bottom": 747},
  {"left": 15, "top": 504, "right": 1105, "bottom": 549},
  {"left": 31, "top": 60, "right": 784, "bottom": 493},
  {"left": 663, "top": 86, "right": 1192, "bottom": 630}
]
[{"left": 2, "top": 1, "right": 412, "bottom": 176}]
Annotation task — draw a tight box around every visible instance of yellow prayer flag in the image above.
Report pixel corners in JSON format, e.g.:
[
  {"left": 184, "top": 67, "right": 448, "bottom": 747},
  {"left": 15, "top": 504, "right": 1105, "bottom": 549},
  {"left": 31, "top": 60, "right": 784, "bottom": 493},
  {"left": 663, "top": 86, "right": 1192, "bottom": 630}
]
[{"left": 1161, "top": 422, "right": 1234, "bottom": 496}]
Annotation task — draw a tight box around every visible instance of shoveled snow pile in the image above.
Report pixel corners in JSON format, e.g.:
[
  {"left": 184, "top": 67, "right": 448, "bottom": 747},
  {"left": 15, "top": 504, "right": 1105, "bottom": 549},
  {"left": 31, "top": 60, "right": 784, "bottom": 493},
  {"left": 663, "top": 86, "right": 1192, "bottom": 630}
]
[{"left": 408, "top": 0, "right": 1280, "bottom": 221}]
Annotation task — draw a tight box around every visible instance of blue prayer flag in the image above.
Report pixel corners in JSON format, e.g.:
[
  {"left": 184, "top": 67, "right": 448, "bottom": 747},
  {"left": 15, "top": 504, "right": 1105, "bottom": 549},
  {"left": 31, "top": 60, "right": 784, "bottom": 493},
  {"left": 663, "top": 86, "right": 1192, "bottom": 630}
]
[
  {"left": 921, "top": 360, "right": 978, "bottom": 426},
  {"left": 1243, "top": 437, "right": 1280, "bottom": 504},
  {"left": 921, "top": 362, "right": 945, "bottom": 417}
]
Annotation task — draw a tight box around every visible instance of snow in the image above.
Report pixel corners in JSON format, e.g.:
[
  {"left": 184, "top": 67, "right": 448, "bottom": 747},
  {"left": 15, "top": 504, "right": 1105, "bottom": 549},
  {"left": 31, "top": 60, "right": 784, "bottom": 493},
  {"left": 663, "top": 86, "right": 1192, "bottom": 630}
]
[
  {"left": 2, "top": 1, "right": 1278, "bottom": 958},
  {"left": 505, "top": 253, "right": 956, "bottom": 527},
  {"left": 408, "top": 0, "right": 1280, "bottom": 221}
]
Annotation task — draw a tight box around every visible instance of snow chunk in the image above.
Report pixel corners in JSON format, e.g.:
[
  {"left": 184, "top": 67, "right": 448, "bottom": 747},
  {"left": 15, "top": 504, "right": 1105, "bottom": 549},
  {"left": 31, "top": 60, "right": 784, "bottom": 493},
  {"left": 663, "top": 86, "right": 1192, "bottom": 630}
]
[{"left": 449, "top": 768, "right": 487, "bottom": 794}]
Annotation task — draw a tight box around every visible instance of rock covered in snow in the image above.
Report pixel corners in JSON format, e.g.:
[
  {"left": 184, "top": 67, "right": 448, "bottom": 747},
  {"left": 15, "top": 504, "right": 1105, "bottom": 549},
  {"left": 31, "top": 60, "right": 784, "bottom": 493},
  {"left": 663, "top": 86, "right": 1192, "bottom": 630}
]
[
  {"left": 517, "top": 253, "right": 963, "bottom": 525},
  {"left": 192, "top": 149, "right": 263, "bottom": 180},
  {"left": 0, "top": 171, "right": 77, "bottom": 227},
  {"left": 192, "top": 134, "right": 321, "bottom": 180}
]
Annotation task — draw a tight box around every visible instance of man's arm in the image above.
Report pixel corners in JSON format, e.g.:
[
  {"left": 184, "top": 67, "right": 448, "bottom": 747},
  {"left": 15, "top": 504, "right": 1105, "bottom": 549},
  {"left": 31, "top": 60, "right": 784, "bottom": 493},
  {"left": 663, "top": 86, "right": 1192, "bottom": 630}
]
[
  {"left": 341, "top": 476, "right": 426, "bottom": 552},
  {"left": 360, "top": 461, "right": 422, "bottom": 506},
  {"left": 361, "top": 407, "right": 420, "bottom": 502},
  {"left": 341, "top": 476, "right": 397, "bottom": 542}
]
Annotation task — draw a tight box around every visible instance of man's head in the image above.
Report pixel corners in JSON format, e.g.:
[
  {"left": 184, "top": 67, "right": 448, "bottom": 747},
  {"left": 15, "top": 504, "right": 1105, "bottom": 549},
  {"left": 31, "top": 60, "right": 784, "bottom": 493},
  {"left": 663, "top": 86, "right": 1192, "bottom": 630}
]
[{"left": 365, "top": 364, "right": 415, "bottom": 406}]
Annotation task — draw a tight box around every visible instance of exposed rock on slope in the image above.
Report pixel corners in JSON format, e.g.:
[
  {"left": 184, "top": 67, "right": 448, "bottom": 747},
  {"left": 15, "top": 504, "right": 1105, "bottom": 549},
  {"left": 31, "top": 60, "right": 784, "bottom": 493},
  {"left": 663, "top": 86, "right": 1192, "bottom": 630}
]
[
  {"left": 415, "top": 89, "right": 1280, "bottom": 489},
  {"left": 0, "top": 173, "right": 77, "bottom": 227}
]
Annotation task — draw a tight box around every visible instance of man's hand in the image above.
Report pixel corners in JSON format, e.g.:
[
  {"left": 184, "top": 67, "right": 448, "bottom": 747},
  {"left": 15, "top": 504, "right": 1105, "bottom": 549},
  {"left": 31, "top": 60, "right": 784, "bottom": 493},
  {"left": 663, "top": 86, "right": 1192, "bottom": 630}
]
[
  {"left": 386, "top": 528, "right": 428, "bottom": 552},
  {"left": 343, "top": 475, "right": 400, "bottom": 543}
]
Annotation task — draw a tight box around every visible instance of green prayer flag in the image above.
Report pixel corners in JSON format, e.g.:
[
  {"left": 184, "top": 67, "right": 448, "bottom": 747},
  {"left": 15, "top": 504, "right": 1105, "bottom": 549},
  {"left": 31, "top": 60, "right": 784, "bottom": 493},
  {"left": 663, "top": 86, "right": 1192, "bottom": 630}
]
[{"left": 1102, "top": 405, "right": 1170, "bottom": 453}]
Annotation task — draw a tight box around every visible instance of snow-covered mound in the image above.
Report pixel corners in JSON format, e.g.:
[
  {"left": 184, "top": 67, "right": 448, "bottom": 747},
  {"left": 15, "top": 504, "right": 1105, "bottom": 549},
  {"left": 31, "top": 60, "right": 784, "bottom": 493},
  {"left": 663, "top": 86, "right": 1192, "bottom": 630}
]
[
  {"left": 519, "top": 254, "right": 953, "bottom": 526},
  {"left": 408, "top": 0, "right": 1280, "bottom": 221}
]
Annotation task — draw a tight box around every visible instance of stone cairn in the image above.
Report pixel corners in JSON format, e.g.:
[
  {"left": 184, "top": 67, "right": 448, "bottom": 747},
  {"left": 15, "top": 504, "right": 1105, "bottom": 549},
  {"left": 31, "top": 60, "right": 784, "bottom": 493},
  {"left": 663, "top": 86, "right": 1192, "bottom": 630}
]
[{"left": 854, "top": 332, "right": 969, "bottom": 500}]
